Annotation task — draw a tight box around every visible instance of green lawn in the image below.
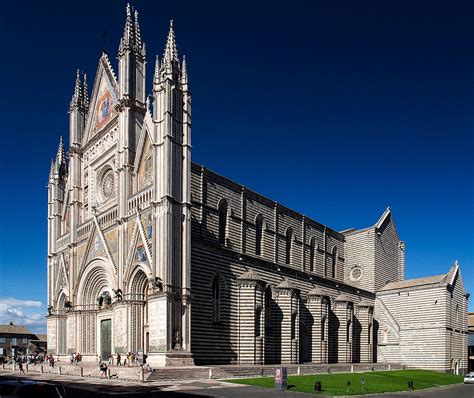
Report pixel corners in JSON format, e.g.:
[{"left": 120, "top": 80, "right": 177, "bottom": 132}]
[{"left": 227, "top": 370, "right": 463, "bottom": 396}]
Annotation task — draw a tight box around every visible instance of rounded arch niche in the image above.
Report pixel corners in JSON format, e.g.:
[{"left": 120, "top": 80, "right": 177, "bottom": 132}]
[{"left": 77, "top": 259, "right": 116, "bottom": 308}]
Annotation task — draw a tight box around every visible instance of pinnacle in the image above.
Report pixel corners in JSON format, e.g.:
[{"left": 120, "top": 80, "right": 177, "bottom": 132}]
[
  {"left": 153, "top": 54, "right": 160, "bottom": 85},
  {"left": 69, "top": 69, "right": 82, "bottom": 112},
  {"left": 163, "top": 19, "right": 179, "bottom": 66},
  {"left": 122, "top": 3, "right": 134, "bottom": 47},
  {"left": 82, "top": 73, "right": 89, "bottom": 111},
  {"left": 181, "top": 54, "right": 188, "bottom": 85},
  {"left": 134, "top": 9, "right": 142, "bottom": 49},
  {"left": 55, "top": 136, "right": 67, "bottom": 175}
]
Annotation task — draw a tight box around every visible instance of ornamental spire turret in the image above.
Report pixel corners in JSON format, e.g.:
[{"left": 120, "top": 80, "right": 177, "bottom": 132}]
[
  {"left": 181, "top": 54, "right": 188, "bottom": 87},
  {"left": 49, "top": 158, "right": 55, "bottom": 181},
  {"left": 82, "top": 73, "right": 89, "bottom": 112},
  {"left": 162, "top": 20, "right": 179, "bottom": 78},
  {"left": 122, "top": 3, "right": 134, "bottom": 48},
  {"left": 153, "top": 55, "right": 161, "bottom": 86},
  {"left": 55, "top": 136, "right": 67, "bottom": 177},
  {"left": 69, "top": 69, "right": 82, "bottom": 112},
  {"left": 134, "top": 9, "right": 144, "bottom": 53}
]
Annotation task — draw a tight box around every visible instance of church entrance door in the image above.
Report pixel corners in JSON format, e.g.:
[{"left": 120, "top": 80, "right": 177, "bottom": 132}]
[{"left": 100, "top": 319, "right": 112, "bottom": 360}]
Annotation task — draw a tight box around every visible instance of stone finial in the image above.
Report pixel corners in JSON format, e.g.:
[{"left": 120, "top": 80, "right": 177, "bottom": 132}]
[{"left": 82, "top": 73, "right": 89, "bottom": 112}]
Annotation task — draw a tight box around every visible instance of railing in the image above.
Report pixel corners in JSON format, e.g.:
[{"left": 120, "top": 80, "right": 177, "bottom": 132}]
[
  {"left": 77, "top": 221, "right": 93, "bottom": 240},
  {"left": 97, "top": 207, "right": 118, "bottom": 229},
  {"left": 57, "top": 234, "right": 69, "bottom": 249},
  {"left": 128, "top": 187, "right": 153, "bottom": 215}
]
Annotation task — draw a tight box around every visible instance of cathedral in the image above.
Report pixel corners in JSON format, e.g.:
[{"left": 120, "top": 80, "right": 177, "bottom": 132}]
[{"left": 46, "top": 4, "right": 469, "bottom": 373}]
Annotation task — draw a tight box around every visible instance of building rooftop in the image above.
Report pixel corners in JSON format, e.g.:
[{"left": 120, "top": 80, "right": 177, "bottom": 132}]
[
  {"left": 0, "top": 324, "right": 32, "bottom": 335},
  {"left": 379, "top": 262, "right": 460, "bottom": 292},
  {"left": 468, "top": 313, "right": 474, "bottom": 330}
]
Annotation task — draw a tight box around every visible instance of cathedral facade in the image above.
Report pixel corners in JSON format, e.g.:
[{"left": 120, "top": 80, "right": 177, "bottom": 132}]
[{"left": 46, "top": 5, "right": 468, "bottom": 372}]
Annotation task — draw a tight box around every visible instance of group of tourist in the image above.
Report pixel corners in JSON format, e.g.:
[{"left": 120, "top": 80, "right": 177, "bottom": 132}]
[
  {"left": 114, "top": 352, "right": 140, "bottom": 366},
  {"left": 69, "top": 352, "right": 82, "bottom": 365}
]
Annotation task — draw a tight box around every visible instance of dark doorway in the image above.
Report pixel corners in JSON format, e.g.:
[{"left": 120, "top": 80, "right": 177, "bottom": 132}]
[{"left": 100, "top": 319, "right": 112, "bottom": 360}]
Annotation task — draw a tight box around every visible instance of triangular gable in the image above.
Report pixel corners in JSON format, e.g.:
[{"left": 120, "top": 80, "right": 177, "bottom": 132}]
[
  {"left": 82, "top": 53, "right": 119, "bottom": 145},
  {"left": 125, "top": 214, "right": 153, "bottom": 281},
  {"left": 80, "top": 217, "right": 117, "bottom": 273},
  {"left": 134, "top": 128, "right": 153, "bottom": 190}
]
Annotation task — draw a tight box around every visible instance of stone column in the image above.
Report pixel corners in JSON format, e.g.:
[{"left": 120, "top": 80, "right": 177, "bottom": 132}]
[
  {"left": 308, "top": 287, "right": 329, "bottom": 363},
  {"left": 237, "top": 270, "right": 266, "bottom": 365},
  {"left": 334, "top": 294, "right": 353, "bottom": 364},
  {"left": 275, "top": 279, "right": 299, "bottom": 364},
  {"left": 357, "top": 301, "right": 374, "bottom": 363}
]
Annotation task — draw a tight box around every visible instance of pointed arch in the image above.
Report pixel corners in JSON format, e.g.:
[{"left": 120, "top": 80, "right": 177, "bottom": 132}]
[
  {"left": 331, "top": 246, "right": 338, "bottom": 278},
  {"left": 285, "top": 227, "right": 293, "bottom": 265},
  {"left": 210, "top": 273, "right": 226, "bottom": 323},
  {"left": 217, "top": 199, "right": 229, "bottom": 245},
  {"left": 309, "top": 236, "right": 317, "bottom": 272},
  {"left": 255, "top": 214, "right": 264, "bottom": 256}
]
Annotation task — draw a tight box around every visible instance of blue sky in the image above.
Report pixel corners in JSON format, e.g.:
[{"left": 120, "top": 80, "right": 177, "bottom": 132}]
[{"left": 0, "top": 0, "right": 473, "bottom": 332}]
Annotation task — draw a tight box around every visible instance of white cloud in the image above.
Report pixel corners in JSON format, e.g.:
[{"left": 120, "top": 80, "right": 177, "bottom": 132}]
[
  {"left": 0, "top": 297, "right": 46, "bottom": 333},
  {"left": 0, "top": 298, "right": 42, "bottom": 308}
]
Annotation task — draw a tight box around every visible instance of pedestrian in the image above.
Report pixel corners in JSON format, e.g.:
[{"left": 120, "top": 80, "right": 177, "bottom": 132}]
[
  {"left": 50, "top": 356, "right": 55, "bottom": 368},
  {"left": 99, "top": 362, "right": 108, "bottom": 379},
  {"left": 18, "top": 361, "right": 25, "bottom": 375},
  {"left": 117, "top": 353, "right": 121, "bottom": 366}
]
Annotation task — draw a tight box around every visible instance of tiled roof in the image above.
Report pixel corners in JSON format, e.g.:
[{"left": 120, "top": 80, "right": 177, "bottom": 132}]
[
  {"left": 31, "top": 334, "right": 47, "bottom": 342},
  {"left": 0, "top": 324, "right": 32, "bottom": 335},
  {"left": 379, "top": 274, "right": 446, "bottom": 292},
  {"left": 468, "top": 313, "right": 474, "bottom": 329}
]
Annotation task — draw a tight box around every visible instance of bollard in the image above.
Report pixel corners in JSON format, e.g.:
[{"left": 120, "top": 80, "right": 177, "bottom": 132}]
[
  {"left": 139, "top": 367, "right": 144, "bottom": 382},
  {"left": 80, "top": 367, "right": 83, "bottom": 377},
  {"left": 13, "top": 363, "right": 16, "bottom": 371},
  {"left": 40, "top": 365, "right": 43, "bottom": 374},
  {"left": 388, "top": 363, "right": 391, "bottom": 371},
  {"left": 351, "top": 365, "right": 354, "bottom": 373},
  {"left": 58, "top": 366, "right": 62, "bottom": 375},
  {"left": 208, "top": 368, "right": 213, "bottom": 379},
  {"left": 314, "top": 381, "right": 322, "bottom": 392},
  {"left": 260, "top": 368, "right": 264, "bottom": 377},
  {"left": 297, "top": 366, "right": 301, "bottom": 375},
  {"left": 2, "top": 363, "right": 4, "bottom": 370},
  {"left": 107, "top": 368, "right": 111, "bottom": 379}
]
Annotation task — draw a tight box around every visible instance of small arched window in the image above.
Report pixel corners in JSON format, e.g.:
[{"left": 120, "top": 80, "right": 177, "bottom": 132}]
[
  {"left": 212, "top": 275, "right": 222, "bottom": 323},
  {"left": 218, "top": 200, "right": 228, "bottom": 245},
  {"left": 255, "top": 307, "right": 262, "bottom": 337},
  {"left": 321, "top": 317, "right": 326, "bottom": 341},
  {"left": 309, "top": 237, "right": 316, "bottom": 272},
  {"left": 331, "top": 246, "right": 337, "bottom": 278},
  {"left": 285, "top": 227, "right": 293, "bottom": 265},
  {"left": 255, "top": 215, "right": 264, "bottom": 256},
  {"left": 265, "top": 286, "right": 272, "bottom": 333},
  {"left": 290, "top": 312, "right": 297, "bottom": 340}
]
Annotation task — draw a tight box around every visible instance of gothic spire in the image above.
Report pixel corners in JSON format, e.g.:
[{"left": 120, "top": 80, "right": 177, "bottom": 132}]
[
  {"left": 153, "top": 54, "right": 161, "bottom": 86},
  {"left": 82, "top": 73, "right": 89, "bottom": 112},
  {"left": 123, "top": 3, "right": 134, "bottom": 47},
  {"left": 49, "top": 158, "right": 55, "bottom": 180},
  {"left": 134, "top": 9, "right": 142, "bottom": 50},
  {"left": 55, "top": 136, "right": 67, "bottom": 176},
  {"left": 163, "top": 19, "right": 179, "bottom": 75},
  {"left": 180, "top": 54, "right": 188, "bottom": 86},
  {"left": 69, "top": 69, "right": 82, "bottom": 112}
]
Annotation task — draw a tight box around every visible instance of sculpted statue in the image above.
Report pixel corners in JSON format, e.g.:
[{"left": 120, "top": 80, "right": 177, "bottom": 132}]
[
  {"left": 112, "top": 288, "right": 123, "bottom": 301},
  {"left": 148, "top": 276, "right": 163, "bottom": 291}
]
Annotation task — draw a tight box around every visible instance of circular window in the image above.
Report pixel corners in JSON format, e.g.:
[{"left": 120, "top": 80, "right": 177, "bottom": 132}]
[
  {"left": 98, "top": 168, "right": 115, "bottom": 203},
  {"left": 350, "top": 266, "right": 363, "bottom": 282}
]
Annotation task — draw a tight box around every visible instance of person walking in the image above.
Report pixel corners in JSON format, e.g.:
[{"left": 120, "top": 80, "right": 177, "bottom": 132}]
[
  {"left": 18, "top": 361, "right": 25, "bottom": 375},
  {"left": 117, "top": 353, "right": 121, "bottom": 366}
]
